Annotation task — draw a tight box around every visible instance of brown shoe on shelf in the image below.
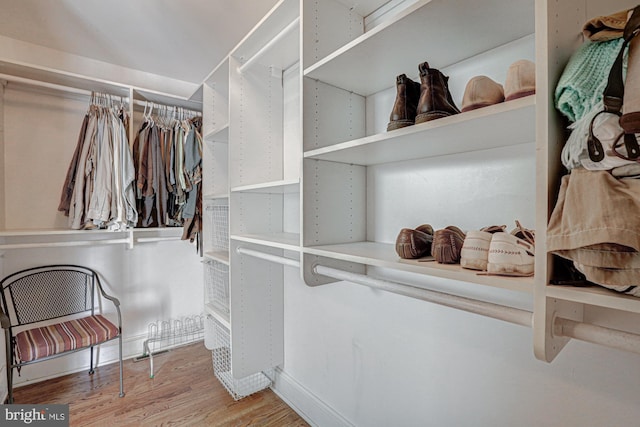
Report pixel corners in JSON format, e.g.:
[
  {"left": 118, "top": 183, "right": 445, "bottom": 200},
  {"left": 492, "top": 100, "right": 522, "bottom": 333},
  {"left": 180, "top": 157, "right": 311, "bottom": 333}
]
[
  {"left": 415, "top": 61, "right": 461, "bottom": 124},
  {"left": 395, "top": 224, "right": 434, "bottom": 259},
  {"left": 504, "top": 59, "right": 536, "bottom": 101},
  {"left": 387, "top": 74, "right": 422, "bottom": 131},
  {"left": 461, "top": 76, "right": 505, "bottom": 112},
  {"left": 431, "top": 225, "right": 466, "bottom": 264}
]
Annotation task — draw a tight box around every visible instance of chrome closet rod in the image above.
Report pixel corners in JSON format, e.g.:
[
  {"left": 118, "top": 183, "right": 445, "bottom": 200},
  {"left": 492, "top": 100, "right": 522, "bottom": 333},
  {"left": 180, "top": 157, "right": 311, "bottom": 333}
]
[
  {"left": 313, "top": 264, "right": 533, "bottom": 327},
  {"left": 554, "top": 318, "right": 640, "bottom": 355},
  {"left": 314, "top": 264, "right": 640, "bottom": 355},
  {"left": 236, "top": 247, "right": 300, "bottom": 268},
  {"left": 0, "top": 73, "right": 201, "bottom": 113}
]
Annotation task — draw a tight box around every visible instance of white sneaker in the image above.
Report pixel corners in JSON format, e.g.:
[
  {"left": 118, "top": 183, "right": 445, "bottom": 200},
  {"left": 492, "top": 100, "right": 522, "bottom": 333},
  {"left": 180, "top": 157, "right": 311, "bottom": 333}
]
[
  {"left": 460, "top": 225, "right": 506, "bottom": 271},
  {"left": 487, "top": 221, "right": 535, "bottom": 276}
]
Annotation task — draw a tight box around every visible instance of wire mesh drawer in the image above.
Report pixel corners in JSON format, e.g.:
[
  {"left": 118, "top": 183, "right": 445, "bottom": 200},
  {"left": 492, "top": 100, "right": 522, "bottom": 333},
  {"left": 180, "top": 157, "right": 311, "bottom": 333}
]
[
  {"left": 211, "top": 319, "right": 272, "bottom": 400},
  {"left": 206, "top": 204, "right": 229, "bottom": 251},
  {"left": 204, "top": 259, "right": 230, "bottom": 317}
]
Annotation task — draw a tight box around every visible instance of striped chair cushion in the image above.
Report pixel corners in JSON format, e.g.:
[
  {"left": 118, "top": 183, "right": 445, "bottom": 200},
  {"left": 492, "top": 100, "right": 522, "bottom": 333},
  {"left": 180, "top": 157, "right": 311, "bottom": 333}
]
[{"left": 15, "top": 315, "right": 119, "bottom": 363}]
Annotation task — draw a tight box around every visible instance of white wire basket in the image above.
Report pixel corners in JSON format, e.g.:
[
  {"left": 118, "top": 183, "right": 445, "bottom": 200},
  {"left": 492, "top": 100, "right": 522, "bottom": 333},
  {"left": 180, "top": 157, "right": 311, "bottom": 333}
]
[
  {"left": 211, "top": 319, "right": 272, "bottom": 400},
  {"left": 204, "top": 259, "right": 230, "bottom": 317},
  {"left": 206, "top": 204, "right": 229, "bottom": 251}
]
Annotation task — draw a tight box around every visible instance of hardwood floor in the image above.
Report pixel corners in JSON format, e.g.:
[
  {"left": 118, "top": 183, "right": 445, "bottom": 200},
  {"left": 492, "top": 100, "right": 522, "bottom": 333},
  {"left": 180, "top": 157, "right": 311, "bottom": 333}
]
[{"left": 12, "top": 342, "right": 309, "bottom": 427}]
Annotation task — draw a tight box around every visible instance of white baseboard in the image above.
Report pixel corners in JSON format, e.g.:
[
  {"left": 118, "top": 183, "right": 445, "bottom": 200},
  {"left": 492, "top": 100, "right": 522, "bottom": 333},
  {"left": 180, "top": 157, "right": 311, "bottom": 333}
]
[{"left": 270, "top": 367, "right": 354, "bottom": 427}]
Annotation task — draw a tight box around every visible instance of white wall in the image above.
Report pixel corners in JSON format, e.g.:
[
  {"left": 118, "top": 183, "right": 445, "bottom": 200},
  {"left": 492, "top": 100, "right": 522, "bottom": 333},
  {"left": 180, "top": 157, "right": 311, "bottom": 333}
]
[{"left": 280, "top": 267, "right": 640, "bottom": 427}]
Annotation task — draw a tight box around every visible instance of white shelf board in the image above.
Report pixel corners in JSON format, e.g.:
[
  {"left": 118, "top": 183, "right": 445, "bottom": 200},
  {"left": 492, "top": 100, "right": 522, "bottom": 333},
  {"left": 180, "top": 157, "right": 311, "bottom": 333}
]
[
  {"left": 133, "top": 88, "right": 202, "bottom": 111},
  {"left": 231, "top": 0, "right": 300, "bottom": 71},
  {"left": 546, "top": 285, "right": 640, "bottom": 315},
  {"left": 231, "top": 179, "right": 300, "bottom": 194},
  {"left": 204, "top": 250, "right": 230, "bottom": 265},
  {"left": 304, "top": 0, "right": 534, "bottom": 96},
  {"left": 231, "top": 233, "right": 300, "bottom": 251},
  {"left": 304, "top": 241, "right": 533, "bottom": 293},
  {"left": 204, "top": 124, "right": 229, "bottom": 143},
  {"left": 0, "top": 228, "right": 124, "bottom": 237},
  {"left": 304, "top": 95, "right": 535, "bottom": 165},
  {"left": 205, "top": 304, "right": 231, "bottom": 330},
  {"left": 204, "top": 193, "right": 230, "bottom": 201}
]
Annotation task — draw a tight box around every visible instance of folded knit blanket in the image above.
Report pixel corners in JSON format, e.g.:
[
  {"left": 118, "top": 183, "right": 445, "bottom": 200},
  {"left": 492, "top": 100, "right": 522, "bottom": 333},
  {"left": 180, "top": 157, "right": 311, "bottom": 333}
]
[{"left": 555, "top": 38, "right": 624, "bottom": 123}]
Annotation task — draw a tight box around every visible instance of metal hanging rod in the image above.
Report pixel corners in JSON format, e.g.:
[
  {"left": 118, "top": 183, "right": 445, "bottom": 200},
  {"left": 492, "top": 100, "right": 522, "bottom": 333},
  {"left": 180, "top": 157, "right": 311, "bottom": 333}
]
[
  {"left": 313, "top": 264, "right": 640, "bottom": 356},
  {"left": 236, "top": 247, "right": 300, "bottom": 268},
  {"left": 554, "top": 317, "right": 640, "bottom": 355},
  {"left": 0, "top": 73, "right": 201, "bottom": 113},
  {"left": 313, "top": 264, "right": 533, "bottom": 327}
]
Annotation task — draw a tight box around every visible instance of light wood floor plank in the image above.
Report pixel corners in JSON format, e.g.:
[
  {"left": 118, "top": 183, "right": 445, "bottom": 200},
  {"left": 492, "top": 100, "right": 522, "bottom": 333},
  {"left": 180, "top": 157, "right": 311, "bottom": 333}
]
[{"left": 12, "top": 342, "right": 308, "bottom": 427}]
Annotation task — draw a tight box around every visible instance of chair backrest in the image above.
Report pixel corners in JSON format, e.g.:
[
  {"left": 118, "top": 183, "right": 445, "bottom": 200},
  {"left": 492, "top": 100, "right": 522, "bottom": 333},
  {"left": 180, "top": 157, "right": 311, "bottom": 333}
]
[{"left": 0, "top": 265, "right": 97, "bottom": 328}]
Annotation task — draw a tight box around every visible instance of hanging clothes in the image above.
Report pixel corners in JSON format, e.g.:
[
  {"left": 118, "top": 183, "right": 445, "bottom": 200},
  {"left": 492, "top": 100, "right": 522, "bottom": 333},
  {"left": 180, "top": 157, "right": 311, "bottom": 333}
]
[
  {"left": 59, "top": 93, "right": 137, "bottom": 230},
  {"left": 131, "top": 103, "right": 203, "bottom": 250}
]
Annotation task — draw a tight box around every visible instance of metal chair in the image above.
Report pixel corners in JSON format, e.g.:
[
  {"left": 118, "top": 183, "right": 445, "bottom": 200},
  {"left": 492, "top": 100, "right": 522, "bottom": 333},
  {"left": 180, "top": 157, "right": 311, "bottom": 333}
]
[{"left": 0, "top": 265, "right": 124, "bottom": 403}]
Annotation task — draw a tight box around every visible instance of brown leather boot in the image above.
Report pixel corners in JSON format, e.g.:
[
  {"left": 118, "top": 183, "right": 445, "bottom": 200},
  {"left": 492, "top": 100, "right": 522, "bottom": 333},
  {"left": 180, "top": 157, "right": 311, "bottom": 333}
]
[
  {"left": 415, "top": 62, "right": 460, "bottom": 124},
  {"left": 387, "top": 74, "right": 421, "bottom": 131}
]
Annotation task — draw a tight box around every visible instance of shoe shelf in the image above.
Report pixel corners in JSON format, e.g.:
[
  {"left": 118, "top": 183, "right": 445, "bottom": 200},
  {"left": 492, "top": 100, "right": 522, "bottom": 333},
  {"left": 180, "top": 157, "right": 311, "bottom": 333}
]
[
  {"left": 304, "top": 241, "right": 533, "bottom": 293},
  {"left": 304, "top": 95, "right": 534, "bottom": 165},
  {"left": 303, "top": 0, "right": 534, "bottom": 96}
]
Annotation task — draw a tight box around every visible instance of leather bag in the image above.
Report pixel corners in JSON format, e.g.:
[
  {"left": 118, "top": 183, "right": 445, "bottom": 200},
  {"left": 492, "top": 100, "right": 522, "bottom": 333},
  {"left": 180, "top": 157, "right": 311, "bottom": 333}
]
[{"left": 586, "top": 5, "right": 640, "bottom": 170}]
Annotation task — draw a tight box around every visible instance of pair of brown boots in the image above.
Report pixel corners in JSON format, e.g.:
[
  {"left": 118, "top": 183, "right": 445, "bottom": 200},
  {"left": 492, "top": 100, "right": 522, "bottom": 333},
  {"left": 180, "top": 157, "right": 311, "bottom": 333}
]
[{"left": 387, "top": 62, "right": 460, "bottom": 131}]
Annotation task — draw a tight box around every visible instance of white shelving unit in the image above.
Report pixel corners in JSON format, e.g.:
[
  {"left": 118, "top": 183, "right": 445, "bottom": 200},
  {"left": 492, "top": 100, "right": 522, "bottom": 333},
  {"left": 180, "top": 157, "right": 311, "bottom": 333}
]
[
  {"left": 201, "top": 0, "right": 299, "bottom": 397},
  {"left": 197, "top": 0, "right": 640, "bottom": 386}
]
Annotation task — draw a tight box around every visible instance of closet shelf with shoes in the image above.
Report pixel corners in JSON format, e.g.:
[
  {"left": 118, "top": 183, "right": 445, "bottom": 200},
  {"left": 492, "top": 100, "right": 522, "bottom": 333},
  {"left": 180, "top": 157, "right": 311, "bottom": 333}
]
[
  {"left": 303, "top": 95, "right": 534, "bottom": 165},
  {"left": 303, "top": 241, "right": 533, "bottom": 293}
]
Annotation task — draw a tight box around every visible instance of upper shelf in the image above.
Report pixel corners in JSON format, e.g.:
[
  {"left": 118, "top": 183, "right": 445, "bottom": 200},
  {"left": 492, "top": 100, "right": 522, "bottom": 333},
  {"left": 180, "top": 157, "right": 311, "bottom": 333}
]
[
  {"left": 304, "top": 241, "right": 533, "bottom": 293},
  {"left": 304, "top": 0, "right": 535, "bottom": 96},
  {"left": 0, "top": 60, "right": 202, "bottom": 110},
  {"left": 304, "top": 95, "right": 535, "bottom": 165},
  {"left": 231, "top": 0, "right": 300, "bottom": 72}
]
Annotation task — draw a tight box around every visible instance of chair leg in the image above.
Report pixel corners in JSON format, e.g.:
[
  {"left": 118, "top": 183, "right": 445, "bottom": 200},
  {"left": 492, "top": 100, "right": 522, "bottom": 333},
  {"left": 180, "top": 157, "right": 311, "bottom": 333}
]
[
  {"left": 5, "top": 331, "right": 13, "bottom": 403},
  {"left": 6, "top": 365, "right": 13, "bottom": 404},
  {"left": 118, "top": 335, "right": 125, "bottom": 398},
  {"left": 89, "top": 346, "right": 95, "bottom": 375}
]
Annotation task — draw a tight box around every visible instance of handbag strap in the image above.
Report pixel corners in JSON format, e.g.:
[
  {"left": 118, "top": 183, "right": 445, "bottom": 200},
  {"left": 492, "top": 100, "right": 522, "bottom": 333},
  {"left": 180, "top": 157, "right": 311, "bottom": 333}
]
[
  {"left": 588, "top": 5, "right": 640, "bottom": 161},
  {"left": 603, "top": 6, "right": 640, "bottom": 114}
]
